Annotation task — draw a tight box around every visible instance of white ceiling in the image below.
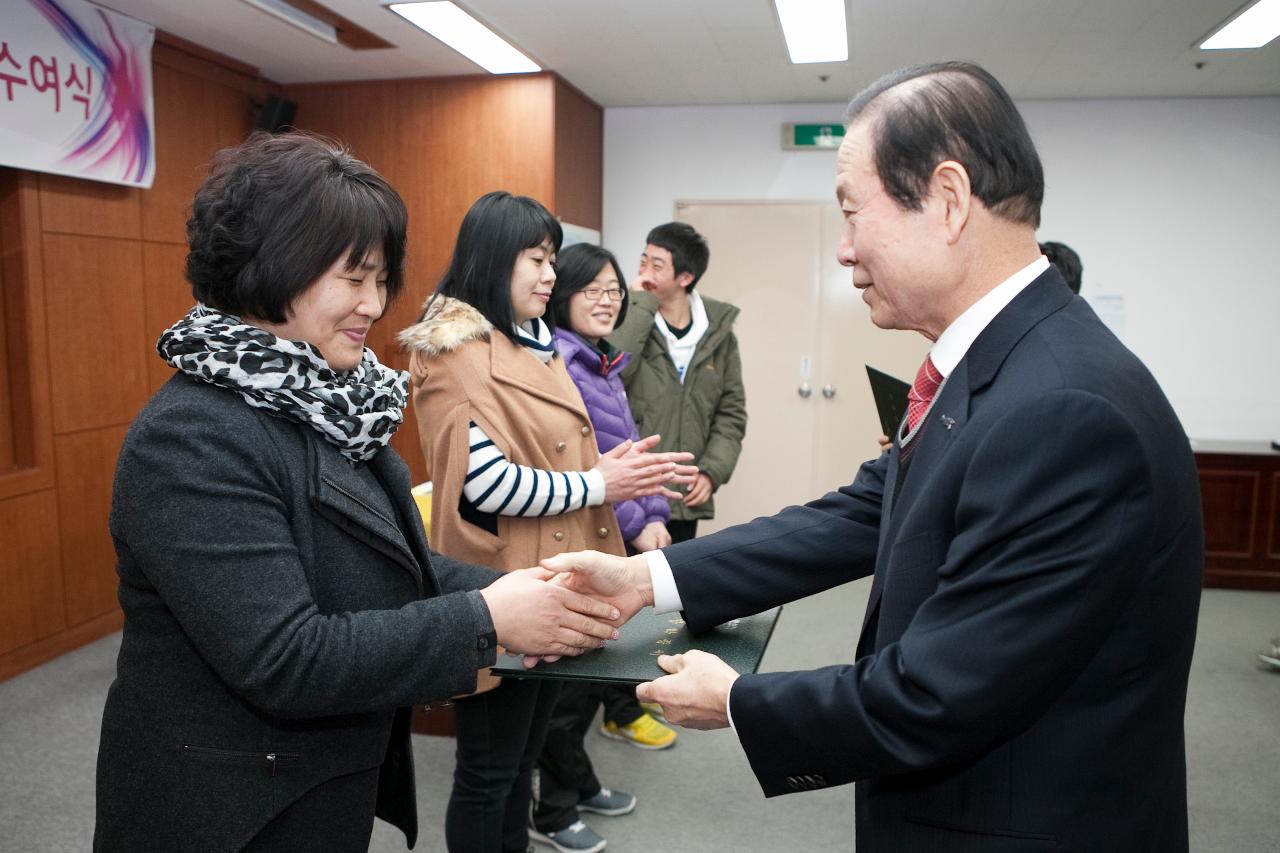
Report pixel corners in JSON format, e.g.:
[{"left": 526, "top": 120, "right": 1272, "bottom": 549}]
[{"left": 102, "top": 0, "right": 1280, "bottom": 105}]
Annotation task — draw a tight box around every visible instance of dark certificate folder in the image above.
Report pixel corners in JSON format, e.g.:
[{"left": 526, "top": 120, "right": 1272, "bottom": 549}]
[
  {"left": 491, "top": 606, "right": 782, "bottom": 685},
  {"left": 866, "top": 365, "right": 911, "bottom": 437}
]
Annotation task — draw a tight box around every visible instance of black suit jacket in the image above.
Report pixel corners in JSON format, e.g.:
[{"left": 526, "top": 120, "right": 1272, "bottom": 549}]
[
  {"left": 666, "top": 269, "right": 1203, "bottom": 852},
  {"left": 94, "top": 374, "right": 501, "bottom": 852}
]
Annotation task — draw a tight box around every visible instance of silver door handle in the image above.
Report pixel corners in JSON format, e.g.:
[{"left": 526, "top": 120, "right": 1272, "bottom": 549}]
[
  {"left": 822, "top": 385, "right": 836, "bottom": 399},
  {"left": 798, "top": 382, "right": 812, "bottom": 398}
]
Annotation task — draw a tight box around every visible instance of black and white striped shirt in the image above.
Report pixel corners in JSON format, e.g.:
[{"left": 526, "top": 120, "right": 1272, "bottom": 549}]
[{"left": 463, "top": 421, "right": 606, "bottom": 516}]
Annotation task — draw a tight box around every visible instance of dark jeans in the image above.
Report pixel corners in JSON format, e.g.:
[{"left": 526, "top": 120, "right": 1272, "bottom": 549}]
[
  {"left": 601, "top": 683, "right": 643, "bottom": 727},
  {"left": 446, "top": 677, "right": 562, "bottom": 853},
  {"left": 242, "top": 766, "right": 379, "bottom": 852},
  {"left": 667, "top": 519, "right": 699, "bottom": 543},
  {"left": 532, "top": 682, "right": 606, "bottom": 833}
]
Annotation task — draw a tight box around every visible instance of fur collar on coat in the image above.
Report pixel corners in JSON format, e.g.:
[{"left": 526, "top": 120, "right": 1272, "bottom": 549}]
[{"left": 397, "top": 296, "right": 492, "bottom": 358}]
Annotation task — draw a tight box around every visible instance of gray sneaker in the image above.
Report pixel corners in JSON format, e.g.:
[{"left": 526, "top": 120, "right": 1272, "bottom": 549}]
[
  {"left": 529, "top": 820, "right": 607, "bottom": 853},
  {"left": 578, "top": 787, "right": 636, "bottom": 817},
  {"left": 1259, "top": 637, "right": 1280, "bottom": 670}
]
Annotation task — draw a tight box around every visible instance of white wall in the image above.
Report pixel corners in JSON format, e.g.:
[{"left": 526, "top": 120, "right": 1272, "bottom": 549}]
[{"left": 603, "top": 97, "right": 1280, "bottom": 442}]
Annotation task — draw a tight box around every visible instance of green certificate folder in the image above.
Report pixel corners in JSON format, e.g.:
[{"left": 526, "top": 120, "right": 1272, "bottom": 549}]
[{"left": 491, "top": 607, "right": 782, "bottom": 685}]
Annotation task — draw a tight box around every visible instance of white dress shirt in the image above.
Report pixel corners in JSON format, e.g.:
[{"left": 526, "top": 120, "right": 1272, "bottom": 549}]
[{"left": 643, "top": 255, "right": 1052, "bottom": 729}]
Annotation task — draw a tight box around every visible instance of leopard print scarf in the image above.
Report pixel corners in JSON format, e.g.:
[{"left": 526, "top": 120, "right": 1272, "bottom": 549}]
[{"left": 157, "top": 304, "right": 408, "bottom": 463}]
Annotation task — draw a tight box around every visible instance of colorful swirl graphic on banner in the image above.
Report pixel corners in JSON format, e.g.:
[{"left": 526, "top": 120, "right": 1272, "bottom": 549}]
[{"left": 31, "top": 0, "right": 152, "bottom": 183}]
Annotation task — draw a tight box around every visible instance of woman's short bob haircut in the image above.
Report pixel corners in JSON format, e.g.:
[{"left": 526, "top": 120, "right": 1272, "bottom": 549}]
[
  {"left": 186, "top": 131, "right": 408, "bottom": 323},
  {"left": 429, "top": 190, "right": 563, "bottom": 339},
  {"left": 549, "top": 243, "right": 629, "bottom": 331}
]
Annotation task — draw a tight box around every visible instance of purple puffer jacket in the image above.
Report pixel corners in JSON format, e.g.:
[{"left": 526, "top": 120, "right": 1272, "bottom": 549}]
[{"left": 554, "top": 329, "right": 670, "bottom": 546}]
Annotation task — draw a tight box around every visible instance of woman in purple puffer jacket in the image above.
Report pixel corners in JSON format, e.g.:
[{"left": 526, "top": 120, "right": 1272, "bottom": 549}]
[
  {"left": 554, "top": 269, "right": 671, "bottom": 553},
  {"left": 528, "top": 244, "right": 679, "bottom": 852}
]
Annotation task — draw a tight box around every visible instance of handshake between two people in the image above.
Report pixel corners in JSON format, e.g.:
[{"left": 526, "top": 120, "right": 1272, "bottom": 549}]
[
  {"left": 477, "top": 434, "right": 694, "bottom": 659},
  {"left": 480, "top": 548, "right": 740, "bottom": 732}
]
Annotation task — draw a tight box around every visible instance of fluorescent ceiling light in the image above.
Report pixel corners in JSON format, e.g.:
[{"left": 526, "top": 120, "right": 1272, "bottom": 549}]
[
  {"left": 240, "top": 0, "right": 338, "bottom": 45},
  {"left": 774, "top": 0, "right": 848, "bottom": 64},
  {"left": 389, "top": 2, "right": 540, "bottom": 74},
  {"left": 1200, "top": 0, "right": 1280, "bottom": 49}
]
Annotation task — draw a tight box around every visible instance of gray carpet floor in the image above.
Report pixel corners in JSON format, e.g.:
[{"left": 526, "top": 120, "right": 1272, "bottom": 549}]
[{"left": 1, "top": 583, "right": 1276, "bottom": 851}]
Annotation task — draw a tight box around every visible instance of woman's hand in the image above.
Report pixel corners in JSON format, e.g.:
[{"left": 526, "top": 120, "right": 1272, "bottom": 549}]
[
  {"left": 479, "top": 567, "right": 620, "bottom": 657},
  {"left": 594, "top": 434, "right": 697, "bottom": 502},
  {"left": 629, "top": 521, "right": 672, "bottom": 553}
]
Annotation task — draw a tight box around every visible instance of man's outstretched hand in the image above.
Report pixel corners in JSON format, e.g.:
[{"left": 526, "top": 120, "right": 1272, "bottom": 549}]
[
  {"left": 540, "top": 550, "right": 654, "bottom": 627},
  {"left": 636, "top": 650, "right": 740, "bottom": 730}
]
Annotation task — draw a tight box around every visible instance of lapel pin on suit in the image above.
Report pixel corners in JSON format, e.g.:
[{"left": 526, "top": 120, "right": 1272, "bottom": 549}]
[{"left": 940, "top": 414, "right": 956, "bottom": 431}]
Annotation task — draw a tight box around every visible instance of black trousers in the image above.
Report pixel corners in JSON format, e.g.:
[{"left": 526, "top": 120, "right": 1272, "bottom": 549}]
[
  {"left": 667, "top": 519, "right": 699, "bottom": 543},
  {"left": 446, "top": 677, "right": 562, "bottom": 853},
  {"left": 532, "top": 681, "right": 614, "bottom": 833},
  {"left": 601, "top": 683, "right": 643, "bottom": 727}
]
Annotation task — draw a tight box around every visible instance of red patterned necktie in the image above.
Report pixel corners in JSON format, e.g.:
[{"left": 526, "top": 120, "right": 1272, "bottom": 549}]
[{"left": 906, "top": 355, "right": 943, "bottom": 433}]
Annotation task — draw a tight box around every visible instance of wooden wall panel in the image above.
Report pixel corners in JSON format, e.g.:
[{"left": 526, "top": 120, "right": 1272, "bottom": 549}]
[
  {"left": 141, "top": 64, "right": 220, "bottom": 244},
  {"left": 0, "top": 185, "right": 11, "bottom": 472},
  {"left": 42, "top": 234, "right": 150, "bottom": 434},
  {"left": 0, "top": 173, "right": 56, "bottom": 499},
  {"left": 554, "top": 78, "right": 604, "bottom": 231},
  {"left": 56, "top": 425, "right": 129, "bottom": 626},
  {"left": 0, "top": 490, "right": 65, "bottom": 656},
  {"left": 141, "top": 68, "right": 254, "bottom": 244},
  {"left": 38, "top": 174, "right": 141, "bottom": 240},
  {"left": 143, "top": 242, "right": 191, "bottom": 393},
  {"left": 210, "top": 77, "right": 255, "bottom": 150}
]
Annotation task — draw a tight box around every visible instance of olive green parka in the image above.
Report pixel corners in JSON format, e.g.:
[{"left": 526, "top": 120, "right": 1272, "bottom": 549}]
[{"left": 611, "top": 290, "right": 747, "bottom": 522}]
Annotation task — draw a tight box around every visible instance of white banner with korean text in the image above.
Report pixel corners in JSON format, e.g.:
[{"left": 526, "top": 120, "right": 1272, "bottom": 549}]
[{"left": 0, "top": 0, "right": 155, "bottom": 188}]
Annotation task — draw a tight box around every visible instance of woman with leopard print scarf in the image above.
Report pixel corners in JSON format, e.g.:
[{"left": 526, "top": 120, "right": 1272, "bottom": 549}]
[{"left": 95, "top": 132, "right": 619, "bottom": 853}]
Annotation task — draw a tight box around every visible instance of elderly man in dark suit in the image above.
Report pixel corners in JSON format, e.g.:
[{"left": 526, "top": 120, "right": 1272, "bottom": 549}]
[{"left": 546, "top": 61, "right": 1203, "bottom": 852}]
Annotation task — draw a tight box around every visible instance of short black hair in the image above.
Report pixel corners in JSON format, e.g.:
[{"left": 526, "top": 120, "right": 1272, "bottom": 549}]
[
  {"left": 645, "top": 221, "right": 710, "bottom": 290},
  {"left": 844, "top": 61, "right": 1044, "bottom": 228},
  {"left": 186, "top": 130, "right": 407, "bottom": 323},
  {"left": 1039, "top": 241, "right": 1082, "bottom": 294},
  {"left": 430, "top": 191, "right": 562, "bottom": 339},
  {"left": 549, "top": 243, "right": 629, "bottom": 331}
]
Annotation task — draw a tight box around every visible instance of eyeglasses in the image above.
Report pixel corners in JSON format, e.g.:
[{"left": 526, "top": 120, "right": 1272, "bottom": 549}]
[{"left": 580, "top": 286, "right": 624, "bottom": 303}]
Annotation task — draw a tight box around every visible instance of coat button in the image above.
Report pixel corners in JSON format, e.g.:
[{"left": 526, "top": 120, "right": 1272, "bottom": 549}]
[
  {"left": 597, "top": 527, "right": 609, "bottom": 538},
  {"left": 786, "top": 776, "right": 799, "bottom": 791},
  {"left": 581, "top": 426, "right": 590, "bottom": 436},
  {"left": 813, "top": 774, "right": 826, "bottom": 787},
  {"left": 553, "top": 531, "right": 565, "bottom": 542},
  {"left": 555, "top": 441, "right": 567, "bottom": 453}
]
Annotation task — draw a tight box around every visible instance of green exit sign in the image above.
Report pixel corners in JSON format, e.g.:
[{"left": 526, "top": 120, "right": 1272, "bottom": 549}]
[{"left": 782, "top": 123, "right": 845, "bottom": 150}]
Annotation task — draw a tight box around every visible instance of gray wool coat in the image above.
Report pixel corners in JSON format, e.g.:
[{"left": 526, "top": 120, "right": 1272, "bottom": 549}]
[{"left": 94, "top": 373, "right": 502, "bottom": 852}]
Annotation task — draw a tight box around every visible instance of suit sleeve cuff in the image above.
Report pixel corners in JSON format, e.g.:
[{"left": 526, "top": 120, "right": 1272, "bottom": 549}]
[
  {"left": 727, "top": 675, "right": 739, "bottom": 734},
  {"left": 645, "top": 549, "right": 683, "bottom": 614},
  {"left": 464, "top": 589, "right": 499, "bottom": 668}
]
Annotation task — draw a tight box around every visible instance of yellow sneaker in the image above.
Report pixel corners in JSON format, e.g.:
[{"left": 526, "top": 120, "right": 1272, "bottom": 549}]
[{"left": 601, "top": 712, "right": 677, "bottom": 750}]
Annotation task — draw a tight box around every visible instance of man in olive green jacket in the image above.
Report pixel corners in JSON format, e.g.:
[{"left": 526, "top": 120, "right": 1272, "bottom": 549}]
[{"left": 611, "top": 222, "right": 747, "bottom": 542}]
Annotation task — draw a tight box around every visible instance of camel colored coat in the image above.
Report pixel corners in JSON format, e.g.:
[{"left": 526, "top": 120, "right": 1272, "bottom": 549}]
[{"left": 399, "top": 297, "right": 625, "bottom": 574}]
